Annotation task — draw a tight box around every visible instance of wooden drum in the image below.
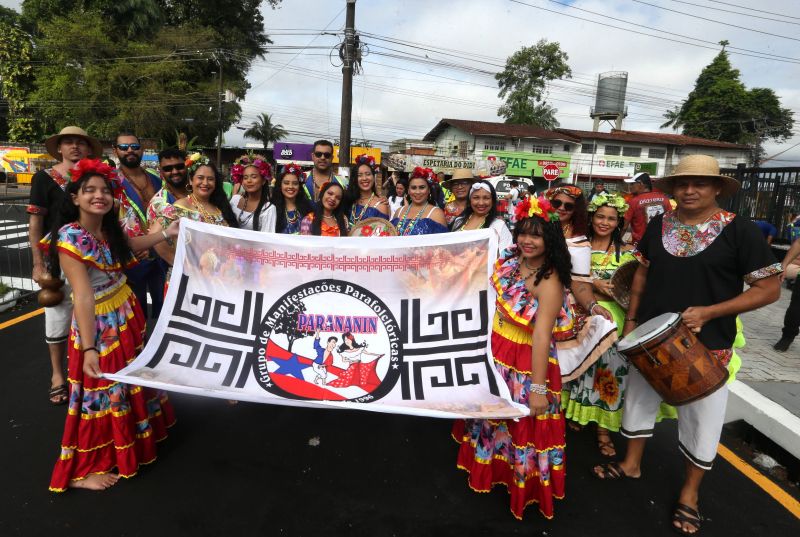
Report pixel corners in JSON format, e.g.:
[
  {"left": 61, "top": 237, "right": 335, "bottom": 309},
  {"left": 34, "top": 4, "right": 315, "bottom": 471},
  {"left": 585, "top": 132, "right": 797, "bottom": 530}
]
[{"left": 617, "top": 313, "right": 728, "bottom": 406}]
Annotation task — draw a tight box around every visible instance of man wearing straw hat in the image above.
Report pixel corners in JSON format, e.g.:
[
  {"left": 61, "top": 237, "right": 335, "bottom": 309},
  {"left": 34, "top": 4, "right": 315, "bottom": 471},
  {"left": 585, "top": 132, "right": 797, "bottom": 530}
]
[
  {"left": 442, "top": 169, "right": 476, "bottom": 226},
  {"left": 592, "top": 155, "right": 781, "bottom": 535},
  {"left": 27, "top": 126, "right": 103, "bottom": 405}
]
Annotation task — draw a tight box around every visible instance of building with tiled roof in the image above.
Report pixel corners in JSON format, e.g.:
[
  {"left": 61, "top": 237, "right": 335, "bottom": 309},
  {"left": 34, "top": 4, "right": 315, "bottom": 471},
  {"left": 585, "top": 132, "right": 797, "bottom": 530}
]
[{"left": 415, "top": 118, "right": 751, "bottom": 191}]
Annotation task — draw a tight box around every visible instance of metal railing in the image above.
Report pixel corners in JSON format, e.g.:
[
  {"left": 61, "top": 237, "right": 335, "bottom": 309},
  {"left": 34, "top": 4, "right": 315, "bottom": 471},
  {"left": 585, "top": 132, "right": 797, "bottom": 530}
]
[
  {"left": 722, "top": 165, "right": 800, "bottom": 240},
  {"left": 0, "top": 196, "right": 36, "bottom": 306}
]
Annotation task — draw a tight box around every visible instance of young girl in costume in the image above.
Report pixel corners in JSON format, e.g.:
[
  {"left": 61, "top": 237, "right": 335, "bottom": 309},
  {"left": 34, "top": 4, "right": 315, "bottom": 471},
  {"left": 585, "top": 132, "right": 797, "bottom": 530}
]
[
  {"left": 273, "top": 163, "right": 314, "bottom": 234},
  {"left": 452, "top": 197, "right": 571, "bottom": 519},
  {"left": 299, "top": 181, "right": 348, "bottom": 236},
  {"left": 45, "top": 159, "right": 179, "bottom": 492},
  {"left": 229, "top": 154, "right": 276, "bottom": 232},
  {"left": 390, "top": 167, "right": 447, "bottom": 235},
  {"left": 344, "top": 154, "right": 390, "bottom": 227}
]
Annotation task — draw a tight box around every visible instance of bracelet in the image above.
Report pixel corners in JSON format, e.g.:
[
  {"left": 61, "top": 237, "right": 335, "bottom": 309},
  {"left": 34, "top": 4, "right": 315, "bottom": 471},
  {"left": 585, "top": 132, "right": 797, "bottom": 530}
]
[
  {"left": 82, "top": 347, "right": 98, "bottom": 354},
  {"left": 625, "top": 317, "right": 637, "bottom": 322},
  {"left": 530, "top": 383, "right": 548, "bottom": 395},
  {"left": 587, "top": 301, "right": 599, "bottom": 313}
]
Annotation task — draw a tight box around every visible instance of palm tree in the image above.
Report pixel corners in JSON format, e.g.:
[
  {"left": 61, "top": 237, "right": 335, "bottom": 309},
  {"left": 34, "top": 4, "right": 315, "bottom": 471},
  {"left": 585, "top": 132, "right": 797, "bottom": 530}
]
[
  {"left": 108, "top": 0, "right": 164, "bottom": 38},
  {"left": 244, "top": 113, "right": 288, "bottom": 148},
  {"left": 660, "top": 106, "right": 684, "bottom": 130}
]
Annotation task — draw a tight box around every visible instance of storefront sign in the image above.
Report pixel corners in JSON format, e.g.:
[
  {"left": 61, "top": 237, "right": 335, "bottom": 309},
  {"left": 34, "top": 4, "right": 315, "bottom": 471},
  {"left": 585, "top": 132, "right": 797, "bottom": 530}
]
[
  {"left": 481, "top": 151, "right": 571, "bottom": 179},
  {"left": 333, "top": 146, "right": 382, "bottom": 165},
  {"left": 273, "top": 142, "right": 314, "bottom": 165}
]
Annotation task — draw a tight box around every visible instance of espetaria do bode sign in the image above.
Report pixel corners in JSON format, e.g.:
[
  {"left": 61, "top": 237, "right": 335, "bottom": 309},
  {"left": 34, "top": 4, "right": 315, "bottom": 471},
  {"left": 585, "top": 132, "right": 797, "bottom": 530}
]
[{"left": 107, "top": 220, "right": 528, "bottom": 419}]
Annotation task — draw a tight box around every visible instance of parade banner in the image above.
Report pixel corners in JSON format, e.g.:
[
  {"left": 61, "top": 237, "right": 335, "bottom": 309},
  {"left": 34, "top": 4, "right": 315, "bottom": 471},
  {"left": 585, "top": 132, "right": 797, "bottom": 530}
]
[{"left": 107, "top": 220, "right": 528, "bottom": 419}]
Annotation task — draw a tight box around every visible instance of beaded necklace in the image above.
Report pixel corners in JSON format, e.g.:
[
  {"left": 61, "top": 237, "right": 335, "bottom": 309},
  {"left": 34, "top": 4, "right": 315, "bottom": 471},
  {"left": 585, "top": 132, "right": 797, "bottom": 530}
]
[
  {"left": 458, "top": 213, "right": 487, "bottom": 231},
  {"left": 397, "top": 202, "right": 428, "bottom": 236},
  {"left": 351, "top": 193, "right": 375, "bottom": 225},
  {"left": 189, "top": 194, "right": 220, "bottom": 224}
]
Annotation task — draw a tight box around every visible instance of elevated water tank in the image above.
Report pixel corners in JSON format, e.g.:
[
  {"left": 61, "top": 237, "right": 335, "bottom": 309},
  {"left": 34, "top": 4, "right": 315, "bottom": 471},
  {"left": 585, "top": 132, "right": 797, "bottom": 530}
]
[{"left": 592, "top": 71, "right": 628, "bottom": 118}]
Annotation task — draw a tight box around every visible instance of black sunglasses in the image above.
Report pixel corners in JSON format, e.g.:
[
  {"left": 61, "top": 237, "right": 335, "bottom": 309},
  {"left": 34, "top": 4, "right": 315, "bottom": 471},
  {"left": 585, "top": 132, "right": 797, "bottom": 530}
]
[
  {"left": 313, "top": 151, "right": 332, "bottom": 159},
  {"left": 550, "top": 199, "right": 575, "bottom": 211},
  {"left": 116, "top": 143, "right": 141, "bottom": 151},
  {"left": 161, "top": 162, "right": 186, "bottom": 172}
]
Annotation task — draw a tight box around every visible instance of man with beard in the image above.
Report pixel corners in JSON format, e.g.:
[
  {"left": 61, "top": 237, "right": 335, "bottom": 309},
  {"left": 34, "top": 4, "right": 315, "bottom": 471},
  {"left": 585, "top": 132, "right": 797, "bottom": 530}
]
[
  {"left": 27, "top": 126, "right": 102, "bottom": 405},
  {"left": 114, "top": 133, "right": 165, "bottom": 319},
  {"left": 147, "top": 148, "right": 188, "bottom": 267},
  {"left": 303, "top": 140, "right": 347, "bottom": 202}
]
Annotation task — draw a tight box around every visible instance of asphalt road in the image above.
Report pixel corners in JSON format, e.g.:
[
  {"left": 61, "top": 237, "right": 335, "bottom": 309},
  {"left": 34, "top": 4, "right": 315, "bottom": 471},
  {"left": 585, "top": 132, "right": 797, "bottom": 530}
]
[{"left": 1, "top": 301, "right": 799, "bottom": 537}]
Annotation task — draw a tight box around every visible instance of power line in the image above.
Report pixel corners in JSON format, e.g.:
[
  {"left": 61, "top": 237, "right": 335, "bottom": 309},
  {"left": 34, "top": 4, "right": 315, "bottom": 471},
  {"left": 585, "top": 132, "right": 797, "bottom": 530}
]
[
  {"left": 706, "top": 0, "right": 800, "bottom": 20},
  {"left": 665, "top": 0, "right": 800, "bottom": 25},
  {"left": 508, "top": 0, "right": 800, "bottom": 64},
  {"left": 632, "top": 0, "right": 800, "bottom": 40}
]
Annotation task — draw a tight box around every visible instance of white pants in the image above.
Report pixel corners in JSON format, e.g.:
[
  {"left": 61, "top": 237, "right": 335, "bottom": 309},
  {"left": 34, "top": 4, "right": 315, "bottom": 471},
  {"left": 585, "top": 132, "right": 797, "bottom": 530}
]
[
  {"left": 44, "top": 282, "right": 73, "bottom": 345},
  {"left": 621, "top": 367, "right": 729, "bottom": 470}
]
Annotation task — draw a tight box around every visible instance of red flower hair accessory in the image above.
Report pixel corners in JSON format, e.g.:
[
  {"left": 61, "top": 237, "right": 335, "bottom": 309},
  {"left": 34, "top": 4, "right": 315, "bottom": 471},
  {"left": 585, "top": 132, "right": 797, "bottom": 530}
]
[
  {"left": 69, "top": 158, "right": 121, "bottom": 197},
  {"left": 411, "top": 166, "right": 437, "bottom": 183},
  {"left": 514, "top": 196, "right": 559, "bottom": 223},
  {"left": 283, "top": 162, "right": 306, "bottom": 179},
  {"left": 231, "top": 153, "right": 272, "bottom": 184},
  {"left": 355, "top": 154, "right": 377, "bottom": 171}
]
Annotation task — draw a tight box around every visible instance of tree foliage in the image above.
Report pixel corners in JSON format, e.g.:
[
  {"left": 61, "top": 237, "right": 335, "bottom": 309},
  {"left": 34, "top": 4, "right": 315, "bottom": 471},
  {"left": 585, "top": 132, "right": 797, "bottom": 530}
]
[
  {"left": 0, "top": 1, "right": 282, "bottom": 145},
  {"left": 496, "top": 40, "right": 571, "bottom": 128},
  {"left": 0, "top": 15, "right": 39, "bottom": 141},
  {"left": 662, "top": 51, "right": 794, "bottom": 162},
  {"left": 244, "top": 113, "right": 287, "bottom": 148}
]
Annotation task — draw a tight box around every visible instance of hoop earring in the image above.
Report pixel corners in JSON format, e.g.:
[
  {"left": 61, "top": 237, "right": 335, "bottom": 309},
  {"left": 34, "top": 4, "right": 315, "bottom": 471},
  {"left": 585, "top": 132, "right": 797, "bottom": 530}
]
[{"left": 185, "top": 183, "right": 192, "bottom": 193}]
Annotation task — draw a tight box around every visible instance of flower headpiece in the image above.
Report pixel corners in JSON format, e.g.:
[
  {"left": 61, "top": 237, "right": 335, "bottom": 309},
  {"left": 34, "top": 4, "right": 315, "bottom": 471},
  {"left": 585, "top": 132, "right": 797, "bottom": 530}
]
[
  {"left": 283, "top": 162, "right": 306, "bottom": 180},
  {"left": 545, "top": 185, "right": 583, "bottom": 200},
  {"left": 69, "top": 158, "right": 121, "bottom": 196},
  {"left": 185, "top": 152, "right": 211, "bottom": 175},
  {"left": 588, "top": 192, "right": 629, "bottom": 214},
  {"left": 514, "top": 196, "right": 559, "bottom": 223},
  {"left": 231, "top": 153, "right": 272, "bottom": 184},
  {"left": 411, "top": 166, "right": 436, "bottom": 182},
  {"left": 354, "top": 154, "right": 377, "bottom": 172}
]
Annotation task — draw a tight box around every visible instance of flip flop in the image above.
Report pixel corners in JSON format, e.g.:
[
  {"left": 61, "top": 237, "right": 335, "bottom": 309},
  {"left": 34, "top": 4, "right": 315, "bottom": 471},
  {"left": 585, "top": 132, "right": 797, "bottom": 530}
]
[
  {"left": 591, "top": 461, "right": 636, "bottom": 480},
  {"left": 49, "top": 384, "right": 68, "bottom": 405},
  {"left": 672, "top": 503, "right": 702, "bottom": 535}
]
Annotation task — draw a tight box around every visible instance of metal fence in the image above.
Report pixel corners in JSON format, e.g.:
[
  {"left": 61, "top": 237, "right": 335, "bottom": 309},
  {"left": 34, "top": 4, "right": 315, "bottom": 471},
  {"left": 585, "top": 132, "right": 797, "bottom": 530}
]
[
  {"left": 0, "top": 196, "right": 36, "bottom": 306},
  {"left": 722, "top": 165, "right": 800, "bottom": 240}
]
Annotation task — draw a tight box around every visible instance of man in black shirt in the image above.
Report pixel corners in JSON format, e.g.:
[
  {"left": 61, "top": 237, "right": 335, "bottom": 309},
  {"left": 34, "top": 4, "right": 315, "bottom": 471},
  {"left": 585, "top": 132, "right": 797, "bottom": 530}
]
[
  {"left": 592, "top": 155, "right": 781, "bottom": 535},
  {"left": 27, "top": 126, "right": 103, "bottom": 404}
]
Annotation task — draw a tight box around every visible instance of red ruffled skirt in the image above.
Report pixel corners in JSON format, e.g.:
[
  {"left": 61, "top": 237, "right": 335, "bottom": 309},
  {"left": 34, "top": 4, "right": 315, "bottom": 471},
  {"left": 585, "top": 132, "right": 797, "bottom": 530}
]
[
  {"left": 452, "top": 313, "right": 566, "bottom": 519},
  {"left": 49, "top": 284, "right": 176, "bottom": 492}
]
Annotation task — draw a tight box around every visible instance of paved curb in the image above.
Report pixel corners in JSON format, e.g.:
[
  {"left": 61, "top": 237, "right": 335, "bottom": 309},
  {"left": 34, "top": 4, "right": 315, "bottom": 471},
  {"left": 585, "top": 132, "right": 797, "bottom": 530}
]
[{"left": 725, "top": 379, "right": 800, "bottom": 460}]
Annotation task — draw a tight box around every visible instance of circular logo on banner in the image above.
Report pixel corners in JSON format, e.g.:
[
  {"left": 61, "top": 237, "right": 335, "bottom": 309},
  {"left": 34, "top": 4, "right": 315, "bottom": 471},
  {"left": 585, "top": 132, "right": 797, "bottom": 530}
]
[
  {"left": 253, "top": 280, "right": 402, "bottom": 403},
  {"left": 542, "top": 164, "right": 561, "bottom": 182}
]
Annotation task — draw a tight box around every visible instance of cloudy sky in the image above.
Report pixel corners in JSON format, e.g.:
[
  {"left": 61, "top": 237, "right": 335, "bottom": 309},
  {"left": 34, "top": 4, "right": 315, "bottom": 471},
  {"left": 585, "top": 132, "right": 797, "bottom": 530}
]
[{"left": 3, "top": 0, "right": 800, "bottom": 163}]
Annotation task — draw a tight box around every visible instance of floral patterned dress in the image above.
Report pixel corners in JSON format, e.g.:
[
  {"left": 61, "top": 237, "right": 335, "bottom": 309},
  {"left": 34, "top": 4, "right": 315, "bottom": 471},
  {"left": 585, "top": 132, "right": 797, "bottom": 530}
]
[
  {"left": 452, "top": 248, "right": 568, "bottom": 520},
  {"left": 561, "top": 250, "right": 678, "bottom": 429},
  {"left": 46, "top": 223, "right": 175, "bottom": 491}
]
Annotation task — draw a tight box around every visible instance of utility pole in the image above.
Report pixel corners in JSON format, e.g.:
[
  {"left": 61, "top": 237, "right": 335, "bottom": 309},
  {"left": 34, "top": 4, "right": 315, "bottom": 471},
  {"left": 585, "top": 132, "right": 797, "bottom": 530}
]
[
  {"left": 338, "top": 0, "right": 356, "bottom": 172},
  {"left": 211, "top": 50, "right": 224, "bottom": 166}
]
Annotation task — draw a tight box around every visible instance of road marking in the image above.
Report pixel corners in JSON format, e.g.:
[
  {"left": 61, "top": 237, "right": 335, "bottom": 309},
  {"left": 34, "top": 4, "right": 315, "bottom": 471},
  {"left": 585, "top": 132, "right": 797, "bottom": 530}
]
[
  {"left": 2, "top": 242, "right": 30, "bottom": 250},
  {"left": 0, "top": 224, "right": 28, "bottom": 232},
  {"left": 0, "top": 231, "right": 29, "bottom": 241},
  {"left": 718, "top": 443, "right": 800, "bottom": 519},
  {"left": 0, "top": 307, "right": 44, "bottom": 331}
]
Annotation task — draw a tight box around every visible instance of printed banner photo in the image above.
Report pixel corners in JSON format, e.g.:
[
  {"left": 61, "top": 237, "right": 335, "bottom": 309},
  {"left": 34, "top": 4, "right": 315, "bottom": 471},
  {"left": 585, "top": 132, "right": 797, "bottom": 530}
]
[{"left": 107, "top": 220, "right": 528, "bottom": 419}]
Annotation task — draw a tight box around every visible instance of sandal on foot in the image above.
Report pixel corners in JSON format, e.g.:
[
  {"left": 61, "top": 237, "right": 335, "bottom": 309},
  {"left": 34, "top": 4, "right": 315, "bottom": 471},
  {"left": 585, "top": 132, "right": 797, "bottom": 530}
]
[
  {"left": 49, "top": 384, "right": 68, "bottom": 405},
  {"left": 672, "top": 503, "right": 702, "bottom": 535},
  {"left": 591, "top": 461, "right": 634, "bottom": 480},
  {"left": 597, "top": 433, "right": 617, "bottom": 457},
  {"left": 567, "top": 421, "right": 583, "bottom": 432}
]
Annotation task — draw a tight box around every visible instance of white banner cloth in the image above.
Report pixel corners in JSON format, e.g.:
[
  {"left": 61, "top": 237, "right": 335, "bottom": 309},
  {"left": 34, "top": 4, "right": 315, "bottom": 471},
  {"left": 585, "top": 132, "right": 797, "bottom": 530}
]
[{"left": 106, "top": 220, "right": 527, "bottom": 419}]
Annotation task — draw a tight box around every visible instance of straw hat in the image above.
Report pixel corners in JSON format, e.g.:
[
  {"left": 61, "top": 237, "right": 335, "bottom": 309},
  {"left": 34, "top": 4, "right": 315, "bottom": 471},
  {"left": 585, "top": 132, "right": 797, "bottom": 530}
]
[
  {"left": 654, "top": 154, "right": 740, "bottom": 198},
  {"left": 442, "top": 168, "right": 476, "bottom": 189},
  {"left": 44, "top": 126, "right": 103, "bottom": 161}
]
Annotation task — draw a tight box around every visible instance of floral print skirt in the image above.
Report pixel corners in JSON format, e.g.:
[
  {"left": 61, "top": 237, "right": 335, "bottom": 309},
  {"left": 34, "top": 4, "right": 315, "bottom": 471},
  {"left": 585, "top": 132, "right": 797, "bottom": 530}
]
[
  {"left": 452, "top": 313, "right": 566, "bottom": 520},
  {"left": 49, "top": 284, "right": 176, "bottom": 491}
]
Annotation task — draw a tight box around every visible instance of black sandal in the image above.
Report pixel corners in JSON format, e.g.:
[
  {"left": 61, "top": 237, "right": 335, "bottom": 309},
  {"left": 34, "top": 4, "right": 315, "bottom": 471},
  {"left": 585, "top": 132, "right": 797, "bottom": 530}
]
[
  {"left": 591, "top": 461, "right": 634, "bottom": 480},
  {"left": 672, "top": 503, "right": 702, "bottom": 535},
  {"left": 48, "top": 384, "right": 68, "bottom": 405},
  {"left": 597, "top": 432, "right": 617, "bottom": 457}
]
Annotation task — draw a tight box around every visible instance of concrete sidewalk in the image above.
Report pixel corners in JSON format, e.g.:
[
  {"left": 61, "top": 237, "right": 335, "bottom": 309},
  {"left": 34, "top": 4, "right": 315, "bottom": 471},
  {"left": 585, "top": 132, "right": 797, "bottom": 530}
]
[{"left": 728, "top": 285, "right": 800, "bottom": 461}]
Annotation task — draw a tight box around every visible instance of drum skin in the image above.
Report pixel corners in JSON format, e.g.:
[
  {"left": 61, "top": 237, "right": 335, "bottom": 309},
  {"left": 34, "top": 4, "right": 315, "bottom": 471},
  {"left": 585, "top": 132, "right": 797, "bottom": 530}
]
[{"left": 618, "top": 317, "right": 729, "bottom": 406}]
